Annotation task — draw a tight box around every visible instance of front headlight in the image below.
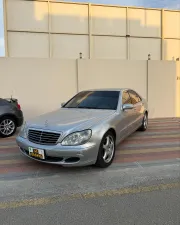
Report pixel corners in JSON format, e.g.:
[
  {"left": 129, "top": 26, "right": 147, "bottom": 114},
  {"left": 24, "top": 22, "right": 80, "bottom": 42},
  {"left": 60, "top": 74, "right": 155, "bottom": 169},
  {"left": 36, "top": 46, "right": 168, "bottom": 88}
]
[
  {"left": 61, "top": 130, "right": 92, "bottom": 146},
  {"left": 19, "top": 122, "right": 28, "bottom": 139}
]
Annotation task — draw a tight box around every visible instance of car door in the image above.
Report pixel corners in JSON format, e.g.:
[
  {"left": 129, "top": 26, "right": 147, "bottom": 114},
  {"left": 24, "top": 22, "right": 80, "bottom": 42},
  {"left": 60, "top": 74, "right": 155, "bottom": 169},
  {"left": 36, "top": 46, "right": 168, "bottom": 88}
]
[
  {"left": 128, "top": 90, "right": 143, "bottom": 130},
  {"left": 117, "top": 90, "right": 135, "bottom": 139}
]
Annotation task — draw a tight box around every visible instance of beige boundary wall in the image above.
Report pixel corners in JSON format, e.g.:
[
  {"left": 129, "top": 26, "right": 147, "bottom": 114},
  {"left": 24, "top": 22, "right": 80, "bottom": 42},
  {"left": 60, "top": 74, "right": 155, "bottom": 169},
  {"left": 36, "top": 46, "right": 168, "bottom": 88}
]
[
  {"left": 148, "top": 61, "right": 177, "bottom": 118},
  {"left": 0, "top": 57, "right": 179, "bottom": 119},
  {"left": 176, "top": 62, "right": 180, "bottom": 117},
  {"left": 0, "top": 58, "right": 78, "bottom": 118},
  {"left": 3, "top": 0, "right": 180, "bottom": 60}
]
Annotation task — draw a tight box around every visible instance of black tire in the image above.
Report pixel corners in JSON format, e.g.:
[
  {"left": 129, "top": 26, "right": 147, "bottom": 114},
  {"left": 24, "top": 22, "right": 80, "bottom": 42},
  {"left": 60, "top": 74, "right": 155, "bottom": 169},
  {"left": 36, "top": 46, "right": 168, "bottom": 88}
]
[
  {"left": 139, "top": 112, "right": 148, "bottom": 131},
  {"left": 0, "top": 116, "right": 17, "bottom": 138},
  {"left": 95, "top": 131, "right": 116, "bottom": 168}
]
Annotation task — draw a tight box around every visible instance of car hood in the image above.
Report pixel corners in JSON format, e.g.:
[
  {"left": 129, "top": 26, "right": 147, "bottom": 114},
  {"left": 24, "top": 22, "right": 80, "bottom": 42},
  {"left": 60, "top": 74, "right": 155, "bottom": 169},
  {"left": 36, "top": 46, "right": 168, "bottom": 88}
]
[{"left": 27, "top": 108, "right": 115, "bottom": 132}]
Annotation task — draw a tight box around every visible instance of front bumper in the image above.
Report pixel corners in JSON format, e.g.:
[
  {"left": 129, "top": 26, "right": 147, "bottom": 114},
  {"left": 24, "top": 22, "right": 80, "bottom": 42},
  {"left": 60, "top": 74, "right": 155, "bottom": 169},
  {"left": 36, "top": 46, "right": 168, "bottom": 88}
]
[{"left": 16, "top": 136, "right": 99, "bottom": 167}]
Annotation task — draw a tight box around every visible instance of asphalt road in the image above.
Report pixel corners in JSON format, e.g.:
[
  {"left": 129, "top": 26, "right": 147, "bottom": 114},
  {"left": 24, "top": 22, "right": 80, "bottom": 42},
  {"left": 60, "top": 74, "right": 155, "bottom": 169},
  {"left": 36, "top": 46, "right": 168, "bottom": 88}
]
[
  {"left": 1, "top": 162, "right": 180, "bottom": 225},
  {"left": 1, "top": 186, "right": 179, "bottom": 225}
]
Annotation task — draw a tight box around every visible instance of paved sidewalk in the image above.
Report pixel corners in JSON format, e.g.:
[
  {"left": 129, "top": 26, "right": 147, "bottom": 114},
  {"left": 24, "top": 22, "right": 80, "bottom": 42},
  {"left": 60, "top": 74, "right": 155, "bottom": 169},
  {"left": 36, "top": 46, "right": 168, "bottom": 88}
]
[{"left": 0, "top": 117, "right": 179, "bottom": 180}]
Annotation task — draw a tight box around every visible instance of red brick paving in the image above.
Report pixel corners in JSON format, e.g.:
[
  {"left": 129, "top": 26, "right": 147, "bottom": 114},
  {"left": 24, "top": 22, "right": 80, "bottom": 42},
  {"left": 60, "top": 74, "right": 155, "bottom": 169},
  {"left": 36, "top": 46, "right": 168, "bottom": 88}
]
[{"left": 0, "top": 118, "right": 179, "bottom": 178}]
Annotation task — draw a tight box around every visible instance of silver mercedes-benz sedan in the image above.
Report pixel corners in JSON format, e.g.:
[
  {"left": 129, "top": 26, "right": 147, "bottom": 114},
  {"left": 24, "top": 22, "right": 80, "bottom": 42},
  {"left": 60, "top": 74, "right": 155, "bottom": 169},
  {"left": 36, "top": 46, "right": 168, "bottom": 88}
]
[{"left": 16, "top": 89, "right": 148, "bottom": 168}]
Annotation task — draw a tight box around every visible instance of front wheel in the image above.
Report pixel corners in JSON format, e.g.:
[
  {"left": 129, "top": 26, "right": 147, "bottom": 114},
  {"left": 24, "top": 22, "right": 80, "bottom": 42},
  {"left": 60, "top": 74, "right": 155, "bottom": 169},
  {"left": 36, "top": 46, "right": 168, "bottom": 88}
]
[
  {"left": 0, "top": 116, "right": 17, "bottom": 138},
  {"left": 95, "top": 131, "right": 116, "bottom": 168}
]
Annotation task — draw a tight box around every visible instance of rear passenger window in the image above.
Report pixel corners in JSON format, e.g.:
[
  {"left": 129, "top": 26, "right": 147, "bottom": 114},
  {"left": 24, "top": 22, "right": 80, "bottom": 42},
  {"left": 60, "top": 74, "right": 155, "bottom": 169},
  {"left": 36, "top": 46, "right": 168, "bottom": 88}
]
[
  {"left": 0, "top": 99, "right": 8, "bottom": 106},
  {"left": 122, "top": 91, "right": 131, "bottom": 104},
  {"left": 129, "top": 91, "right": 141, "bottom": 104}
]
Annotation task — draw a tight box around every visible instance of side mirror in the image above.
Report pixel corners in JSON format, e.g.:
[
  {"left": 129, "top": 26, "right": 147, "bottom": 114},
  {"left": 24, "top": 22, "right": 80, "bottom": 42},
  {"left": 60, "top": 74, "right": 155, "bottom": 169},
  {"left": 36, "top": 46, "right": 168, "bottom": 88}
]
[
  {"left": 61, "top": 102, "right": 65, "bottom": 107},
  {"left": 122, "top": 104, "right": 134, "bottom": 110}
]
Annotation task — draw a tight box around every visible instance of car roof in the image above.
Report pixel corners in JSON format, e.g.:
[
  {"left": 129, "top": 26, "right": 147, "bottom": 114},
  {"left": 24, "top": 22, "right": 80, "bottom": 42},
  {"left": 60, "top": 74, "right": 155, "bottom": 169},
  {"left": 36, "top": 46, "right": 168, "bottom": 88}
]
[{"left": 82, "top": 88, "right": 131, "bottom": 92}]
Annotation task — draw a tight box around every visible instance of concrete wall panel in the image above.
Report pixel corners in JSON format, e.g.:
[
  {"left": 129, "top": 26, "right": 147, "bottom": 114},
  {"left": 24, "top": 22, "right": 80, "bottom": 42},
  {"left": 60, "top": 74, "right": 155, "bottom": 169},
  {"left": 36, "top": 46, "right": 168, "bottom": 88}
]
[
  {"left": 3, "top": 1, "right": 180, "bottom": 61},
  {"left": 129, "top": 37, "right": 161, "bottom": 60},
  {"left": 164, "top": 11, "right": 180, "bottom": 39},
  {"left": 50, "top": 2, "right": 88, "bottom": 34},
  {"left": 51, "top": 34, "right": 89, "bottom": 59},
  {"left": 128, "top": 8, "right": 161, "bottom": 37},
  {"left": 8, "top": 32, "right": 49, "bottom": 58},
  {"left": 145, "top": 9, "right": 161, "bottom": 38},
  {"left": 176, "top": 62, "right": 180, "bottom": 117},
  {"left": 78, "top": 59, "right": 147, "bottom": 99},
  {"left": 0, "top": 58, "right": 177, "bottom": 119},
  {"left": 92, "top": 36, "right": 126, "bottom": 59},
  {"left": 0, "top": 58, "right": 77, "bottom": 119},
  {"left": 148, "top": 61, "right": 176, "bottom": 118},
  {"left": 91, "top": 5, "right": 126, "bottom": 35},
  {"left": 164, "top": 39, "right": 180, "bottom": 60},
  {"left": 7, "top": 0, "right": 48, "bottom": 32}
]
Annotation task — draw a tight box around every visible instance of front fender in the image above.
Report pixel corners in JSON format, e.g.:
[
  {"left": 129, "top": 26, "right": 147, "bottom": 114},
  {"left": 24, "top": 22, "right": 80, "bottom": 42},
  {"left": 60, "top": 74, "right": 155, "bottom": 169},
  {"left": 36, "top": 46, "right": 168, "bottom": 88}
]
[{"left": 90, "top": 120, "right": 116, "bottom": 151}]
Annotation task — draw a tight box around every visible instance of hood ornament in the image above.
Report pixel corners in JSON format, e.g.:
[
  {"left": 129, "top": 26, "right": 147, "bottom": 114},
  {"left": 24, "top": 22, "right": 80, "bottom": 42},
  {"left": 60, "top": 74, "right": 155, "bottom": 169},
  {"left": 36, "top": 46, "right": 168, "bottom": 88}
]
[{"left": 45, "top": 120, "right": 49, "bottom": 127}]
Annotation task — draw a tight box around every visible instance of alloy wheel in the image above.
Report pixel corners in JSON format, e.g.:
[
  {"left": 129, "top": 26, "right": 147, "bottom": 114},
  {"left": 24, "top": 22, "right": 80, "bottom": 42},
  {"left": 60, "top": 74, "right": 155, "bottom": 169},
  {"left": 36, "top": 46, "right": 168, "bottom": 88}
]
[
  {"left": 102, "top": 135, "right": 115, "bottom": 163},
  {"left": 0, "top": 119, "right": 15, "bottom": 136},
  {"left": 144, "top": 114, "right": 148, "bottom": 129}
]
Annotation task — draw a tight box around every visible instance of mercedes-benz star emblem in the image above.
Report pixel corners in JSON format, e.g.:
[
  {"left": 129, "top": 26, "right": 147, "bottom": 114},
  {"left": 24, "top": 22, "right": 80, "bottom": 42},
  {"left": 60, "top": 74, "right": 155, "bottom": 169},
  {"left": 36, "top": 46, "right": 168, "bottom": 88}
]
[{"left": 45, "top": 120, "right": 48, "bottom": 127}]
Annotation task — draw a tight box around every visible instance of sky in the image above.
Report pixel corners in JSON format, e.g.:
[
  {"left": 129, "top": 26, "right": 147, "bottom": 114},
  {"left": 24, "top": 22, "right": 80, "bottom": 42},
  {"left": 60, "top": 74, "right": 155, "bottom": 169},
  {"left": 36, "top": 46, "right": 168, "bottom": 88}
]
[{"left": 0, "top": 0, "right": 180, "bottom": 57}]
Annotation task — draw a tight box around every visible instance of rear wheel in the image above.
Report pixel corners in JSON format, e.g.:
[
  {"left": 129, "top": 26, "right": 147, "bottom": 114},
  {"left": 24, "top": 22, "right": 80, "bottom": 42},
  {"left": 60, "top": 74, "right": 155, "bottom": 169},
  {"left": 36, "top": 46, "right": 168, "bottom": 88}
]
[
  {"left": 139, "top": 112, "right": 148, "bottom": 131},
  {"left": 0, "top": 116, "right": 17, "bottom": 138},
  {"left": 95, "top": 131, "right": 116, "bottom": 168}
]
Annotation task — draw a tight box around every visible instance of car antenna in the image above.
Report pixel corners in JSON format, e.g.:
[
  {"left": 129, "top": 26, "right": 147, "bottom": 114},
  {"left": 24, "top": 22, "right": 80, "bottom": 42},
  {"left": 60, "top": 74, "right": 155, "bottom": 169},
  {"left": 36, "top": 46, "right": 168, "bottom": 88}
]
[
  {"left": 11, "top": 90, "right": 13, "bottom": 100},
  {"left": 10, "top": 91, "right": 14, "bottom": 101}
]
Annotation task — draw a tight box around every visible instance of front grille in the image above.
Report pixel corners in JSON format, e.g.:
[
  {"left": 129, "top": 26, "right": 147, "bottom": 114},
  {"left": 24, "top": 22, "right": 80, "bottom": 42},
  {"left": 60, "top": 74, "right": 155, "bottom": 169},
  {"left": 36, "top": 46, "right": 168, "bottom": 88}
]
[{"left": 28, "top": 129, "right": 60, "bottom": 145}]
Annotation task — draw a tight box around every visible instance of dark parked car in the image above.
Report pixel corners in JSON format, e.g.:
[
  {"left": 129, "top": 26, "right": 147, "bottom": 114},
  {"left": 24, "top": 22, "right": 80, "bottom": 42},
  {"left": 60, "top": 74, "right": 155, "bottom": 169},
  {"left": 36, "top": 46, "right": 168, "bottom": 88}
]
[{"left": 0, "top": 97, "right": 23, "bottom": 138}]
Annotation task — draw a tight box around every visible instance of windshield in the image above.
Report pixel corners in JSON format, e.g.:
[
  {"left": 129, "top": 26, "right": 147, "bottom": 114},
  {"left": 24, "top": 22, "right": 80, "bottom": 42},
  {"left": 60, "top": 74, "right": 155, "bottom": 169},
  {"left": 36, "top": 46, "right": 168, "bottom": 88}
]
[{"left": 63, "top": 91, "right": 119, "bottom": 110}]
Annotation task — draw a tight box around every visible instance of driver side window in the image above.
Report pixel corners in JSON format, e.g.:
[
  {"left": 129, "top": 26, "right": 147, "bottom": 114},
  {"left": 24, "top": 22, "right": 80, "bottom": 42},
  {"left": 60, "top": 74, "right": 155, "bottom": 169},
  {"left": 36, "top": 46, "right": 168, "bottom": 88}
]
[{"left": 122, "top": 91, "right": 131, "bottom": 105}]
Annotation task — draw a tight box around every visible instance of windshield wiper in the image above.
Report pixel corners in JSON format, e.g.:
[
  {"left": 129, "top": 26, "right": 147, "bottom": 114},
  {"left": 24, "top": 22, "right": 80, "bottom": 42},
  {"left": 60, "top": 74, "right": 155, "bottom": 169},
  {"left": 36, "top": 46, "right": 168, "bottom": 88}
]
[
  {"left": 96, "top": 108, "right": 115, "bottom": 110},
  {"left": 78, "top": 106, "right": 98, "bottom": 109},
  {"left": 63, "top": 107, "right": 78, "bottom": 108}
]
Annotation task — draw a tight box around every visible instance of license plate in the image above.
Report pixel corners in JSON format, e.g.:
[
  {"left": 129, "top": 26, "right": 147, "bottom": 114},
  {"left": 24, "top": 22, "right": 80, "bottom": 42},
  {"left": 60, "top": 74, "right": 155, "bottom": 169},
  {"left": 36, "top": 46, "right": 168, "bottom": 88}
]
[{"left": 28, "top": 147, "right": 45, "bottom": 159}]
